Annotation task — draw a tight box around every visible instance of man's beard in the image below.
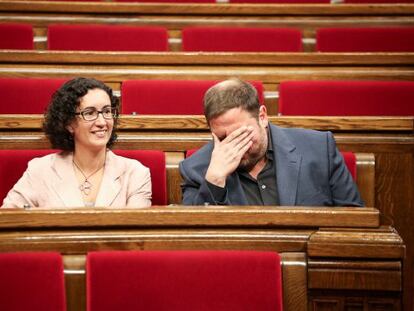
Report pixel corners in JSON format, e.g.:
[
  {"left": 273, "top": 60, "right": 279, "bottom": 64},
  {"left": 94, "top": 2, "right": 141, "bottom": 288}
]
[{"left": 238, "top": 129, "right": 268, "bottom": 173}]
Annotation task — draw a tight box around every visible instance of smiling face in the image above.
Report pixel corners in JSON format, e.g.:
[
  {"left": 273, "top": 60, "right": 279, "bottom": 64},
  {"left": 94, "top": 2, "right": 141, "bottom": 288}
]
[
  {"left": 67, "top": 88, "right": 114, "bottom": 153},
  {"left": 209, "top": 105, "right": 269, "bottom": 172}
]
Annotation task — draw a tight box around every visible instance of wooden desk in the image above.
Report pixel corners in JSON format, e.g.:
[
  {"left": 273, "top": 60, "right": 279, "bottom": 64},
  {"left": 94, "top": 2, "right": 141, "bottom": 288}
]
[
  {"left": 0, "top": 207, "right": 404, "bottom": 311},
  {"left": 0, "top": 51, "right": 413, "bottom": 115},
  {"left": 1, "top": 1, "right": 414, "bottom": 51}
]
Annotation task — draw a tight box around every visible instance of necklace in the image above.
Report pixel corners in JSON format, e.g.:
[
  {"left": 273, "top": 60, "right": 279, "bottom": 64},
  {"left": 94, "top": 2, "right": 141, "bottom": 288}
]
[{"left": 73, "top": 160, "right": 105, "bottom": 196}]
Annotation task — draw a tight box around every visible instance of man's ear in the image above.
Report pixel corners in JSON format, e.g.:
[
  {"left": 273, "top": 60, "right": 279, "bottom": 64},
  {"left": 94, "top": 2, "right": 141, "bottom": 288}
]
[{"left": 258, "top": 105, "right": 268, "bottom": 127}]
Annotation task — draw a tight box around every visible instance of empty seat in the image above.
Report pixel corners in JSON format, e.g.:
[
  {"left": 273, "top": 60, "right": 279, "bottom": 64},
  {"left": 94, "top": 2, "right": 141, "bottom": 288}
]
[
  {"left": 232, "top": 0, "right": 329, "bottom": 2},
  {"left": 182, "top": 27, "right": 302, "bottom": 52},
  {"left": 187, "top": 148, "right": 357, "bottom": 180},
  {"left": 87, "top": 250, "right": 283, "bottom": 311},
  {"left": 278, "top": 80, "right": 414, "bottom": 116},
  {"left": 0, "top": 23, "right": 33, "bottom": 50},
  {"left": 0, "top": 150, "right": 54, "bottom": 203},
  {"left": 0, "top": 252, "right": 66, "bottom": 311},
  {"left": 121, "top": 80, "right": 265, "bottom": 115},
  {"left": 48, "top": 24, "right": 168, "bottom": 51},
  {"left": 317, "top": 27, "right": 414, "bottom": 52},
  {"left": 0, "top": 78, "right": 67, "bottom": 114},
  {"left": 117, "top": 0, "right": 213, "bottom": 2},
  {"left": 114, "top": 150, "right": 167, "bottom": 205}
]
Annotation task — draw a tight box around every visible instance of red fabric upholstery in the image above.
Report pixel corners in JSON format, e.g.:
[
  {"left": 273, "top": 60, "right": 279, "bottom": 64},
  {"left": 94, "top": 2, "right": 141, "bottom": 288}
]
[
  {"left": 117, "top": 0, "right": 213, "bottom": 2},
  {"left": 0, "top": 78, "right": 67, "bottom": 113},
  {"left": 114, "top": 150, "right": 167, "bottom": 205},
  {"left": 232, "top": 0, "right": 329, "bottom": 2},
  {"left": 0, "top": 150, "right": 54, "bottom": 203},
  {"left": 317, "top": 27, "right": 414, "bottom": 52},
  {"left": 278, "top": 81, "right": 414, "bottom": 116},
  {"left": 187, "top": 148, "right": 357, "bottom": 179},
  {"left": 345, "top": 0, "right": 414, "bottom": 3},
  {"left": 341, "top": 151, "right": 357, "bottom": 180},
  {"left": 0, "top": 23, "right": 33, "bottom": 50},
  {"left": 121, "top": 80, "right": 265, "bottom": 115},
  {"left": 48, "top": 24, "right": 168, "bottom": 51},
  {"left": 87, "top": 250, "right": 283, "bottom": 311},
  {"left": 0, "top": 252, "right": 66, "bottom": 311},
  {"left": 183, "top": 27, "right": 302, "bottom": 52}
]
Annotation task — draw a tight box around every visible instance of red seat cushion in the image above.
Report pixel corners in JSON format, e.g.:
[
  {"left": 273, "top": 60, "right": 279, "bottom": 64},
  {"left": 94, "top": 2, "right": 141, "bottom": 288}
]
[
  {"left": 0, "top": 78, "right": 67, "bottom": 114},
  {"left": 0, "top": 150, "right": 55, "bottom": 203},
  {"left": 0, "top": 23, "right": 33, "bottom": 50},
  {"left": 121, "top": 80, "right": 265, "bottom": 115},
  {"left": 48, "top": 24, "right": 168, "bottom": 51},
  {"left": 345, "top": 0, "right": 414, "bottom": 3},
  {"left": 279, "top": 80, "right": 414, "bottom": 116},
  {"left": 183, "top": 27, "right": 302, "bottom": 52},
  {"left": 232, "top": 0, "right": 329, "bottom": 2},
  {"left": 114, "top": 150, "right": 167, "bottom": 205},
  {"left": 87, "top": 250, "right": 283, "bottom": 311},
  {"left": 317, "top": 27, "right": 414, "bottom": 52},
  {"left": 116, "top": 0, "right": 213, "bottom": 2},
  {"left": 0, "top": 252, "right": 66, "bottom": 311}
]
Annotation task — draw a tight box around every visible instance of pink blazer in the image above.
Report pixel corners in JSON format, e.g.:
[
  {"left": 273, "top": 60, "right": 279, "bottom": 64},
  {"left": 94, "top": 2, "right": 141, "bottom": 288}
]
[{"left": 2, "top": 151, "right": 151, "bottom": 208}]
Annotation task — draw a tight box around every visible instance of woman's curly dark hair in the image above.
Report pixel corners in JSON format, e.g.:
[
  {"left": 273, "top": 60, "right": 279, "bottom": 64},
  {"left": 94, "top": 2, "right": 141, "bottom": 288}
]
[{"left": 44, "top": 77, "right": 119, "bottom": 151}]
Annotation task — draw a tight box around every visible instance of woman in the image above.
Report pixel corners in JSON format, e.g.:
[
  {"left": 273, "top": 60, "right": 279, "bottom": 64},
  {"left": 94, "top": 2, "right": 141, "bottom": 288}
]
[{"left": 2, "top": 77, "right": 151, "bottom": 208}]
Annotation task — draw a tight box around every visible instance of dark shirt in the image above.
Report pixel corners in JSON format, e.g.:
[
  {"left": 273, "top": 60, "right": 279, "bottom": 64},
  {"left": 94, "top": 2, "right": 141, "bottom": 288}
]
[{"left": 207, "top": 127, "right": 279, "bottom": 205}]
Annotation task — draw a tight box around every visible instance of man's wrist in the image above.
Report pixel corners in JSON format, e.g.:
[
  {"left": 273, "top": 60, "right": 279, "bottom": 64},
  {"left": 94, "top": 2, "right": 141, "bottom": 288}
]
[{"left": 205, "top": 171, "right": 226, "bottom": 188}]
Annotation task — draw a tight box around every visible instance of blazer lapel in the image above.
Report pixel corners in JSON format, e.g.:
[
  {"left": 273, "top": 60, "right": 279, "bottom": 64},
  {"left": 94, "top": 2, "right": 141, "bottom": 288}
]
[
  {"left": 51, "top": 152, "right": 84, "bottom": 207},
  {"left": 271, "top": 125, "right": 302, "bottom": 206},
  {"left": 95, "top": 151, "right": 122, "bottom": 207}
]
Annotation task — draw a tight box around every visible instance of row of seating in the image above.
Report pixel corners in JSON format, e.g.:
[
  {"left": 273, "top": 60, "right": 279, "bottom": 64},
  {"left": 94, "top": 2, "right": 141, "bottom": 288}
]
[
  {"left": 12, "top": 0, "right": 414, "bottom": 3},
  {"left": 0, "top": 149, "right": 358, "bottom": 207},
  {"left": 1, "top": 78, "right": 412, "bottom": 116},
  {"left": 0, "top": 250, "right": 283, "bottom": 311},
  {"left": 2, "top": 23, "right": 414, "bottom": 52}
]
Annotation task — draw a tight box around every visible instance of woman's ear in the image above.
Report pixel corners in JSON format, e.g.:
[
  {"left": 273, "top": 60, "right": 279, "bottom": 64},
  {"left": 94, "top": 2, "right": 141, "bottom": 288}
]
[{"left": 66, "top": 124, "right": 74, "bottom": 134}]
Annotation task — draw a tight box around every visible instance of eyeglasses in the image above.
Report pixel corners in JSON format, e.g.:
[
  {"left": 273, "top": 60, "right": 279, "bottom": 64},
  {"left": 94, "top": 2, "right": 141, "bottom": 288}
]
[{"left": 75, "top": 106, "right": 118, "bottom": 121}]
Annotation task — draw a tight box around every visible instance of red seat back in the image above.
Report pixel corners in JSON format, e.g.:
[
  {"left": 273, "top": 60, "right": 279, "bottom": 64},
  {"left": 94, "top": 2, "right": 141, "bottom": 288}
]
[
  {"left": 87, "top": 250, "right": 283, "bottom": 311},
  {"left": 121, "top": 80, "right": 265, "bottom": 115},
  {"left": 48, "top": 24, "right": 168, "bottom": 51},
  {"left": 232, "top": 0, "right": 329, "bottom": 3},
  {"left": 279, "top": 80, "right": 414, "bottom": 116},
  {"left": 317, "top": 27, "right": 414, "bottom": 52},
  {"left": 114, "top": 150, "right": 167, "bottom": 205},
  {"left": 0, "top": 149, "right": 55, "bottom": 203},
  {"left": 0, "top": 23, "right": 33, "bottom": 50},
  {"left": 116, "top": 0, "right": 213, "bottom": 2},
  {"left": 345, "top": 0, "right": 414, "bottom": 3},
  {"left": 0, "top": 252, "right": 66, "bottom": 311},
  {"left": 0, "top": 78, "right": 67, "bottom": 114},
  {"left": 183, "top": 27, "right": 302, "bottom": 52},
  {"left": 187, "top": 148, "right": 357, "bottom": 180}
]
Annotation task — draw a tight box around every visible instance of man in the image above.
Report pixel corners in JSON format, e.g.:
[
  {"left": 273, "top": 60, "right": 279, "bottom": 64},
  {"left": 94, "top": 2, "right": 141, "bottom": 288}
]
[{"left": 179, "top": 78, "right": 363, "bottom": 206}]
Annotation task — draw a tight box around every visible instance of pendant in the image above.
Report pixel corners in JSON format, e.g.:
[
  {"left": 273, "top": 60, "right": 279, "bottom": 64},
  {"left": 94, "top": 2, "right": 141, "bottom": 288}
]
[{"left": 79, "top": 180, "right": 92, "bottom": 196}]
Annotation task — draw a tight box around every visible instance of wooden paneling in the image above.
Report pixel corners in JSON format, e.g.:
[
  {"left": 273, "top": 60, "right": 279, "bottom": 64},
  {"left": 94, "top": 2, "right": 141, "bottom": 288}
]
[{"left": 0, "top": 207, "right": 405, "bottom": 311}]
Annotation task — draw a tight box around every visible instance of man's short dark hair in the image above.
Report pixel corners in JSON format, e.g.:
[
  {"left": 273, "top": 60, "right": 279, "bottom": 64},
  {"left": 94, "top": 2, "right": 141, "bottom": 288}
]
[
  {"left": 43, "top": 77, "right": 119, "bottom": 151},
  {"left": 204, "top": 78, "right": 260, "bottom": 124}
]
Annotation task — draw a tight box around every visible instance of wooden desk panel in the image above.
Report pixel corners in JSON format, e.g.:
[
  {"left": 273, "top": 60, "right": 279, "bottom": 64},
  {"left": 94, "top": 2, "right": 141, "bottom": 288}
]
[{"left": 0, "top": 207, "right": 405, "bottom": 311}]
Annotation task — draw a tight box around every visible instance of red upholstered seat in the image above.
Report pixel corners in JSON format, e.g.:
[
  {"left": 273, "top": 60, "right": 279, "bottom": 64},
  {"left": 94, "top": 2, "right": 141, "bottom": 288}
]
[
  {"left": 0, "top": 78, "right": 67, "bottom": 114},
  {"left": 232, "top": 0, "right": 329, "bottom": 2},
  {"left": 0, "top": 252, "right": 66, "bottom": 311},
  {"left": 0, "top": 23, "right": 33, "bottom": 50},
  {"left": 116, "top": 0, "right": 213, "bottom": 2},
  {"left": 317, "top": 27, "right": 414, "bottom": 52},
  {"left": 87, "top": 250, "right": 283, "bottom": 311},
  {"left": 182, "top": 27, "right": 302, "bottom": 52},
  {"left": 48, "top": 24, "right": 168, "bottom": 51},
  {"left": 121, "top": 80, "right": 265, "bottom": 115},
  {"left": 0, "top": 149, "right": 55, "bottom": 203},
  {"left": 278, "top": 81, "right": 414, "bottom": 116},
  {"left": 187, "top": 148, "right": 357, "bottom": 180},
  {"left": 345, "top": 0, "right": 414, "bottom": 3},
  {"left": 114, "top": 150, "right": 167, "bottom": 205}
]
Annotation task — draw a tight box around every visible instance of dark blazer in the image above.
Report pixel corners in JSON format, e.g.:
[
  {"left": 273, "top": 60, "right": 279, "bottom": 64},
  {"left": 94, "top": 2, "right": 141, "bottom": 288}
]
[{"left": 179, "top": 124, "right": 363, "bottom": 206}]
